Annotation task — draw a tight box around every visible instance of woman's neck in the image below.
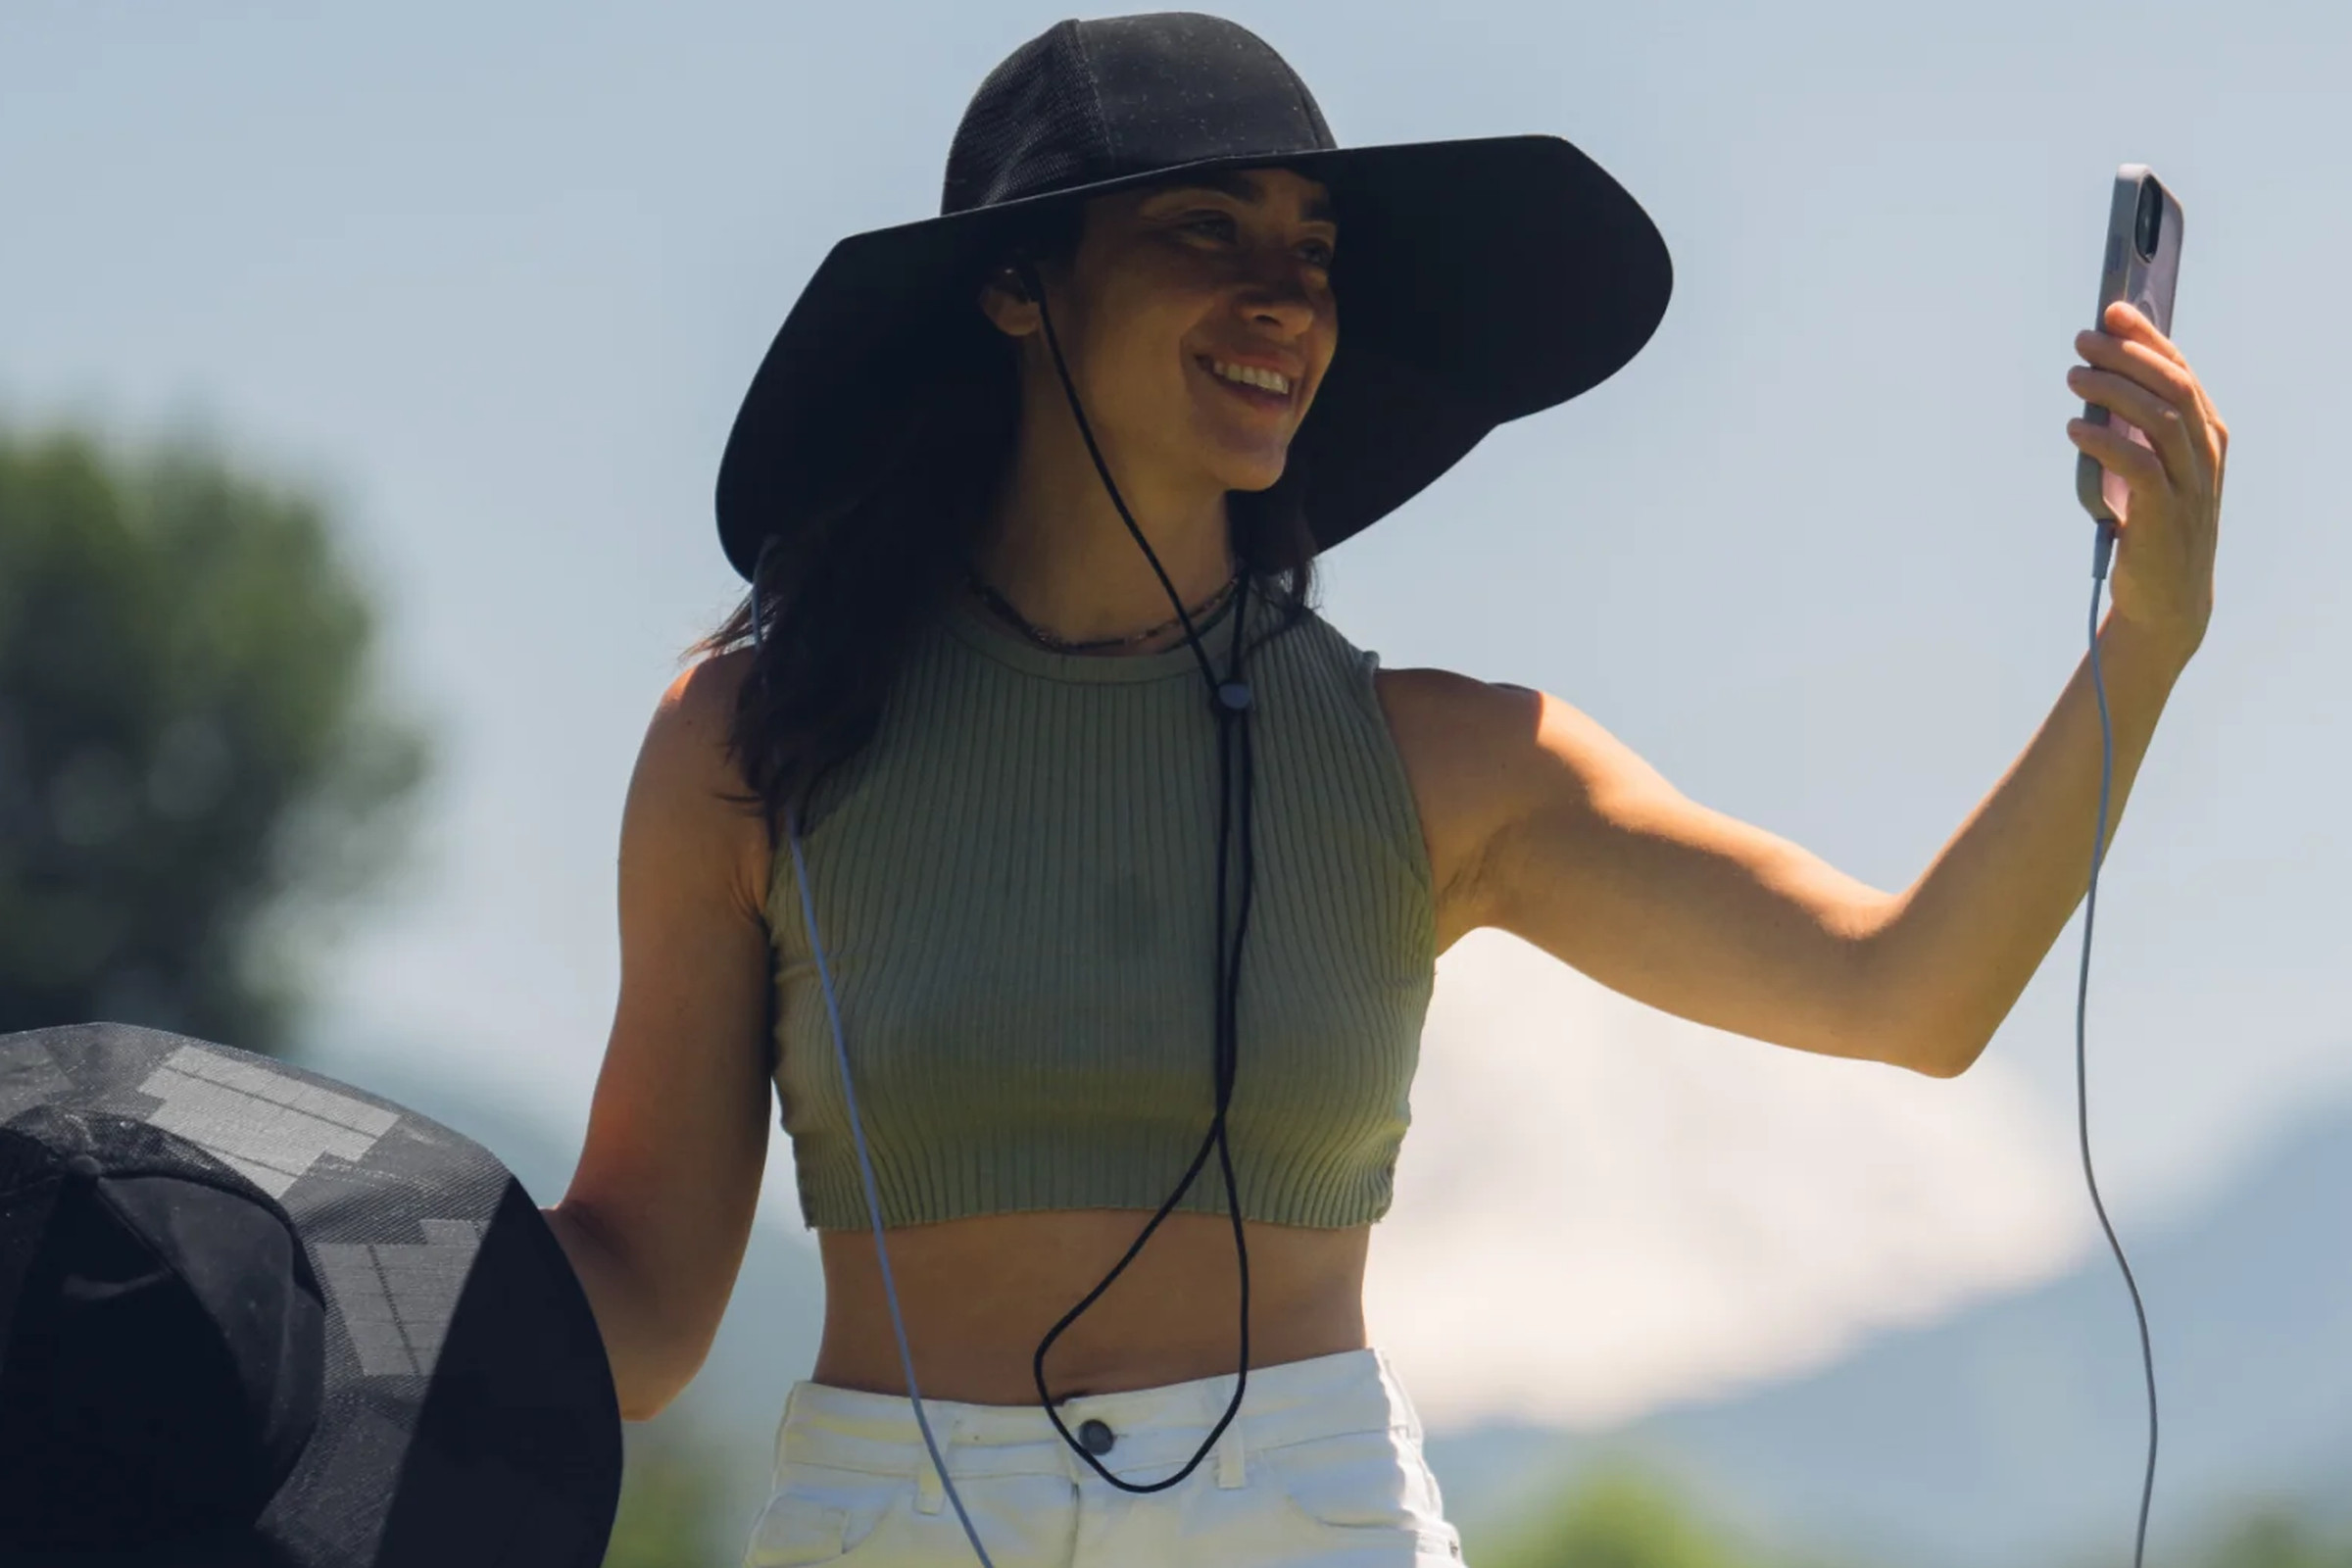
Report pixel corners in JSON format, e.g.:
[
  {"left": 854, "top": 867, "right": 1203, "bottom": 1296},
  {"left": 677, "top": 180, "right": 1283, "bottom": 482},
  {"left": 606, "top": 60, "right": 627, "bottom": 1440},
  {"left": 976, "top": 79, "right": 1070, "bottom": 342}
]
[{"left": 973, "top": 418, "right": 1236, "bottom": 655}]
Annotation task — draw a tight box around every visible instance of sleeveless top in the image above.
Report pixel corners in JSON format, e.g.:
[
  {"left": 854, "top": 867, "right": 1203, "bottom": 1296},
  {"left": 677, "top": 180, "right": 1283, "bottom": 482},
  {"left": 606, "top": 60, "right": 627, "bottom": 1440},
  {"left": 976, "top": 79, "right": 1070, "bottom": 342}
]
[{"left": 765, "top": 587, "right": 1437, "bottom": 1231}]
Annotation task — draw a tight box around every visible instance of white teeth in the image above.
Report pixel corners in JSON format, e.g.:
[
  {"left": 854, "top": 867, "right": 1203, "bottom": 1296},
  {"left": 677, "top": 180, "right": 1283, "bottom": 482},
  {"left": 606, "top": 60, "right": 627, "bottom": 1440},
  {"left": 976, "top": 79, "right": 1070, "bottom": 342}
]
[{"left": 1210, "top": 360, "right": 1291, "bottom": 395}]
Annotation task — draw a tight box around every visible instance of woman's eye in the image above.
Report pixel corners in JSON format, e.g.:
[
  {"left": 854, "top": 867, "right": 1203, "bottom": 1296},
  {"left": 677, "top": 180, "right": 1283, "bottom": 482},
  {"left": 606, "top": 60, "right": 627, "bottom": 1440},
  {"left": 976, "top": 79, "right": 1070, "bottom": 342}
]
[{"left": 1175, "top": 212, "right": 1332, "bottom": 268}]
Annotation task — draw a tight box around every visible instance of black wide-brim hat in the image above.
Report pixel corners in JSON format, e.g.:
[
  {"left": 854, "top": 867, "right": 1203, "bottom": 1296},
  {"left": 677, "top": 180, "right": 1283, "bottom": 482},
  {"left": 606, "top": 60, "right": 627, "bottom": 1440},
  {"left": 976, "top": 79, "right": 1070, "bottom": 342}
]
[
  {"left": 715, "top": 9, "right": 1674, "bottom": 579},
  {"left": 0, "top": 1023, "right": 621, "bottom": 1568}
]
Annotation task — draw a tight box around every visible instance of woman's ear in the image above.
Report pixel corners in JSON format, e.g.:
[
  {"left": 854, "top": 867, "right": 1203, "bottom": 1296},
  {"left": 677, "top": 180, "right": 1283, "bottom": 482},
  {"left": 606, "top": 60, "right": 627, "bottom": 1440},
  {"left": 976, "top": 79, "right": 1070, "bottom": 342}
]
[{"left": 977, "top": 266, "right": 1040, "bottom": 338}]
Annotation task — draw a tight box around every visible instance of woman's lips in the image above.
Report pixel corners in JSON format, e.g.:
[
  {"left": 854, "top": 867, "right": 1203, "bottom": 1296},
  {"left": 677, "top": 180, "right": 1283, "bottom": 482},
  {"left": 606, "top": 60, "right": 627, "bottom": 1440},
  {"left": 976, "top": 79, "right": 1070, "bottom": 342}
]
[{"left": 1196, "top": 355, "right": 1293, "bottom": 412}]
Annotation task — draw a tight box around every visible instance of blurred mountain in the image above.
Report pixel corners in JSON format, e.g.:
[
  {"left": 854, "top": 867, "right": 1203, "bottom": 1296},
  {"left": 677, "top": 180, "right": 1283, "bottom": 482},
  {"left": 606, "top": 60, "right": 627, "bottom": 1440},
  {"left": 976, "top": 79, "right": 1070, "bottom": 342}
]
[
  {"left": 1426, "top": 1084, "right": 2352, "bottom": 1568},
  {"left": 315, "top": 1037, "right": 2352, "bottom": 1567}
]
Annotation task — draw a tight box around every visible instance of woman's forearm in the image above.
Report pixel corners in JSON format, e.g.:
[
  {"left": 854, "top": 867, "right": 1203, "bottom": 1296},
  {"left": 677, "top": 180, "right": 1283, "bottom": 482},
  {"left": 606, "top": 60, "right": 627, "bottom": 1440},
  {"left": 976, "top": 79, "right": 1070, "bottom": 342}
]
[
  {"left": 1864, "top": 607, "right": 2194, "bottom": 1076},
  {"left": 543, "top": 1200, "right": 696, "bottom": 1422}
]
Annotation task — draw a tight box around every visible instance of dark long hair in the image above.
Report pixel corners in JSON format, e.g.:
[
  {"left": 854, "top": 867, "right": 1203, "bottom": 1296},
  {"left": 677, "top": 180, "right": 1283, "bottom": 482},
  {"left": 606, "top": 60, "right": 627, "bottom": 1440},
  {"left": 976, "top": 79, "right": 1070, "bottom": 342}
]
[{"left": 688, "top": 203, "right": 1321, "bottom": 846}]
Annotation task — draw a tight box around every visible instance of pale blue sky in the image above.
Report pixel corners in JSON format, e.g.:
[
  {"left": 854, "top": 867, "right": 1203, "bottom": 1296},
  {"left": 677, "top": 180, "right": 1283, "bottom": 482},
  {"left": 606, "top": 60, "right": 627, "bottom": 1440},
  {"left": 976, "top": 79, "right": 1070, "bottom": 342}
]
[{"left": 4, "top": 1, "right": 2345, "bottom": 1395}]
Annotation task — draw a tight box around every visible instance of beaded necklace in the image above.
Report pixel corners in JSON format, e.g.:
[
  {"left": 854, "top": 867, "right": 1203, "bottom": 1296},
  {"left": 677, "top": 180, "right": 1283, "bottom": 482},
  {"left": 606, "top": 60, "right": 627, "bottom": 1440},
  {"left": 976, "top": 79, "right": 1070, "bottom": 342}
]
[{"left": 963, "top": 568, "right": 1243, "bottom": 655}]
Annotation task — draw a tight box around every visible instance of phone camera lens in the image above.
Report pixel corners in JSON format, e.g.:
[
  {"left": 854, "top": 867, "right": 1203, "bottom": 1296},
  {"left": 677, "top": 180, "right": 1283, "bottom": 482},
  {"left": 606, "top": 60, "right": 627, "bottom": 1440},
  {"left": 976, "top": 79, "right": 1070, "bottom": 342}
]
[{"left": 2133, "top": 178, "right": 2163, "bottom": 260}]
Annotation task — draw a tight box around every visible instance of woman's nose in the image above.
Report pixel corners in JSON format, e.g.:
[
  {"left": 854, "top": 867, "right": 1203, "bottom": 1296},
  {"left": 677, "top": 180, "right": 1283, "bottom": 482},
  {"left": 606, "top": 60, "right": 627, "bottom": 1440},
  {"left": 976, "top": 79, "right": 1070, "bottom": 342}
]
[{"left": 1238, "top": 263, "right": 1320, "bottom": 334}]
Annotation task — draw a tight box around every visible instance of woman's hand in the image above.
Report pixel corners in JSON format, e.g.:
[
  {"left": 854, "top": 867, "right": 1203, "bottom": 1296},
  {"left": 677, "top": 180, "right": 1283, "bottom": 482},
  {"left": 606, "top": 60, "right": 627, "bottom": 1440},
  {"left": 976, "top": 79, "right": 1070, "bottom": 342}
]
[{"left": 2065, "top": 297, "right": 2229, "bottom": 659}]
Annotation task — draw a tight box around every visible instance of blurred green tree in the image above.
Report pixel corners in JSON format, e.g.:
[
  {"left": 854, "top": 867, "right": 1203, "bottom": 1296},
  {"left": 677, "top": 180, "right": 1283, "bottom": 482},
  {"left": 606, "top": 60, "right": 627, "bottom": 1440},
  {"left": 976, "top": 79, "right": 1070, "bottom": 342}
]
[
  {"left": 1470, "top": 1458, "right": 2352, "bottom": 1568},
  {"left": 0, "top": 424, "right": 430, "bottom": 1057},
  {"left": 604, "top": 1411, "right": 736, "bottom": 1568},
  {"left": 2186, "top": 1496, "right": 2352, "bottom": 1568},
  {"left": 1478, "top": 1457, "right": 1761, "bottom": 1568}
]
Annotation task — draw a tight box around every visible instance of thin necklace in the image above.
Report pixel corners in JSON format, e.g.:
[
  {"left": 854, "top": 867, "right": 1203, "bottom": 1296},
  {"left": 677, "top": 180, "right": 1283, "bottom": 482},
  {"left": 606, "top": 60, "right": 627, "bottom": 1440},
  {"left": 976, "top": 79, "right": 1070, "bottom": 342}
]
[{"left": 963, "top": 568, "right": 1243, "bottom": 654}]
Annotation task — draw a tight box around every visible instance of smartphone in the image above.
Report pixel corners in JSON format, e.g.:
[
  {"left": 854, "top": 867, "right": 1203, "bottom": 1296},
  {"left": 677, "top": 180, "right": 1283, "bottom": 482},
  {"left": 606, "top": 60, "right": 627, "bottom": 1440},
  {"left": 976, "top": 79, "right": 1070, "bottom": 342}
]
[{"left": 2077, "top": 165, "right": 2184, "bottom": 524}]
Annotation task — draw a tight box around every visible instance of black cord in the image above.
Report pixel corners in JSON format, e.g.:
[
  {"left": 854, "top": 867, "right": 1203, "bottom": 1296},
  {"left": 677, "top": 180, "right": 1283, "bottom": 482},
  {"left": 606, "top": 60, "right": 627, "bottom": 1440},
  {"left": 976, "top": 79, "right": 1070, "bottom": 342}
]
[{"left": 1015, "top": 255, "right": 1259, "bottom": 1491}]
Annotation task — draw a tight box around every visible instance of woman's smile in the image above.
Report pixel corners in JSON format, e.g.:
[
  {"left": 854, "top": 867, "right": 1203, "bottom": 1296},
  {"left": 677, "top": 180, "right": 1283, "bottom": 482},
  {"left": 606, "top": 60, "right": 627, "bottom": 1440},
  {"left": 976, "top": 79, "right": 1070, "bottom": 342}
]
[{"left": 1196, "top": 351, "right": 1298, "bottom": 413}]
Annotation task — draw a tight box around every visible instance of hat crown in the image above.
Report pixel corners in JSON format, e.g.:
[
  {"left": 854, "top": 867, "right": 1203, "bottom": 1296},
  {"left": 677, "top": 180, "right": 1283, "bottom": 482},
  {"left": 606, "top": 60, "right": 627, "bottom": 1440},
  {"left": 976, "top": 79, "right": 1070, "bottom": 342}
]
[
  {"left": 0, "top": 1107, "right": 324, "bottom": 1553},
  {"left": 941, "top": 12, "right": 1336, "bottom": 216}
]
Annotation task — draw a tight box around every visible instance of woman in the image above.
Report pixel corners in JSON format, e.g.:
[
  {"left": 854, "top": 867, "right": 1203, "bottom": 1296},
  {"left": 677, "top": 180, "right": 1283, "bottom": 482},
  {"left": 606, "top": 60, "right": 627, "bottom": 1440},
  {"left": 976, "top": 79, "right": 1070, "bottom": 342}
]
[{"left": 546, "top": 14, "right": 2227, "bottom": 1568}]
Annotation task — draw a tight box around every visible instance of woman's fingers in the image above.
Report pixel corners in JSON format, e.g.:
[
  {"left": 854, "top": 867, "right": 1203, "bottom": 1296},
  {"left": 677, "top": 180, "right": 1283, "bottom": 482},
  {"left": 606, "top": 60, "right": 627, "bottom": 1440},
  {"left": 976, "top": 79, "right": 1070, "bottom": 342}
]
[
  {"left": 2067, "top": 365, "right": 2193, "bottom": 490},
  {"left": 2066, "top": 415, "right": 2169, "bottom": 507}
]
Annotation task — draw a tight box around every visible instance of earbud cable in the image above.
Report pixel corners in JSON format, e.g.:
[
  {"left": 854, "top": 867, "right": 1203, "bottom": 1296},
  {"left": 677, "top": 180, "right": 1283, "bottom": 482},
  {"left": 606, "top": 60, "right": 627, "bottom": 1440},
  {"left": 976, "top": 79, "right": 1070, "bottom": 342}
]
[
  {"left": 762, "top": 256, "right": 1264, "bottom": 1567},
  {"left": 1018, "top": 254, "right": 1258, "bottom": 1494}
]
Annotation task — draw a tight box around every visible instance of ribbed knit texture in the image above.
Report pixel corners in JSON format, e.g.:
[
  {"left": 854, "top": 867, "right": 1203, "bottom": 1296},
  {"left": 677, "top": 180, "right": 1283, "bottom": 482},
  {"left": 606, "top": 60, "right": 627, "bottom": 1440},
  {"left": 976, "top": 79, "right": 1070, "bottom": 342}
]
[{"left": 767, "top": 589, "right": 1437, "bottom": 1231}]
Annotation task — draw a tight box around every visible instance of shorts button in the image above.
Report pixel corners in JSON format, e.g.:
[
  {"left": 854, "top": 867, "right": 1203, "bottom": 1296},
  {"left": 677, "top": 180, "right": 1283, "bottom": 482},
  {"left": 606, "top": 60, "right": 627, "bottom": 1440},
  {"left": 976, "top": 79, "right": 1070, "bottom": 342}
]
[{"left": 1078, "top": 1418, "right": 1116, "bottom": 1456}]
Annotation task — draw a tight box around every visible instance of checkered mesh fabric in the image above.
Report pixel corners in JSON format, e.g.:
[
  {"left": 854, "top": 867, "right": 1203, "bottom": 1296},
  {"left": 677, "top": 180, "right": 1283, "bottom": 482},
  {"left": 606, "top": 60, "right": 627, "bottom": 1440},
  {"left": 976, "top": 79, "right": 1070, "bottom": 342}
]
[
  {"left": 942, "top": 22, "right": 1105, "bottom": 214},
  {"left": 0, "top": 1023, "right": 620, "bottom": 1568},
  {"left": 940, "top": 13, "right": 1335, "bottom": 215}
]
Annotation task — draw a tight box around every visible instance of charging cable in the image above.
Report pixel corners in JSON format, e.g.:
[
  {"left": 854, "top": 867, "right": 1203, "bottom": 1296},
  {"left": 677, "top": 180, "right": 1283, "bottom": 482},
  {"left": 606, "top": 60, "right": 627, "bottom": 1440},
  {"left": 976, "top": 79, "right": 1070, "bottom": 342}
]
[
  {"left": 784, "top": 815, "right": 1004, "bottom": 1566},
  {"left": 2083, "top": 514, "right": 2160, "bottom": 1568},
  {"left": 751, "top": 477, "right": 2164, "bottom": 1568}
]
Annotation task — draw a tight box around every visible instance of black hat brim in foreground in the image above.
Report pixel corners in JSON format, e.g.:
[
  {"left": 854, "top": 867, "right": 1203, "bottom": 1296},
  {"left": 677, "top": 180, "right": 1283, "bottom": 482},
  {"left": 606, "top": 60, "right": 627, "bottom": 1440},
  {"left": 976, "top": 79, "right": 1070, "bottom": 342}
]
[
  {"left": 716, "top": 132, "right": 1673, "bottom": 578},
  {"left": 0, "top": 1023, "right": 622, "bottom": 1568}
]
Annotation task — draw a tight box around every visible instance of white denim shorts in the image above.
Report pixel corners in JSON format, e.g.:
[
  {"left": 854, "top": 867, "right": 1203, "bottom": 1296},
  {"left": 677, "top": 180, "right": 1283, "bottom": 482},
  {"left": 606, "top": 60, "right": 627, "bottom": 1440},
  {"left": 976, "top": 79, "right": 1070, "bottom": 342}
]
[{"left": 739, "top": 1347, "right": 1464, "bottom": 1566}]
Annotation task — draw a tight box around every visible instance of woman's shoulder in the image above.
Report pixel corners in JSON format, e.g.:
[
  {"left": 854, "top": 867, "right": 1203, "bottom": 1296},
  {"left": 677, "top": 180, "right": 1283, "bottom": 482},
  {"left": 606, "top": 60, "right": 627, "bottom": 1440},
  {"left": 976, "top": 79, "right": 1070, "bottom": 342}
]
[
  {"left": 630, "top": 647, "right": 773, "bottom": 922},
  {"left": 648, "top": 646, "right": 758, "bottom": 778},
  {"left": 1251, "top": 594, "right": 1377, "bottom": 675},
  {"left": 1271, "top": 600, "right": 1527, "bottom": 735}
]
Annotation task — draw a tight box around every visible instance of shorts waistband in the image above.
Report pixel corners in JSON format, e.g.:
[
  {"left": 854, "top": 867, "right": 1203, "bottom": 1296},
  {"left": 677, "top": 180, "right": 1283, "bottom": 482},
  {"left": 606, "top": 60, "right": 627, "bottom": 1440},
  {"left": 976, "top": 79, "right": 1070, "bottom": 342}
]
[{"left": 773, "top": 1348, "right": 1423, "bottom": 1485}]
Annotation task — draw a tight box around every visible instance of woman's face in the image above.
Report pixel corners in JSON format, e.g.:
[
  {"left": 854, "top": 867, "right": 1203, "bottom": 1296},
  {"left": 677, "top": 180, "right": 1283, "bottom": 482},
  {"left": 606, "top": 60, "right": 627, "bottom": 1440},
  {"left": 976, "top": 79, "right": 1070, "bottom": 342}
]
[{"left": 988, "top": 166, "right": 1339, "bottom": 497}]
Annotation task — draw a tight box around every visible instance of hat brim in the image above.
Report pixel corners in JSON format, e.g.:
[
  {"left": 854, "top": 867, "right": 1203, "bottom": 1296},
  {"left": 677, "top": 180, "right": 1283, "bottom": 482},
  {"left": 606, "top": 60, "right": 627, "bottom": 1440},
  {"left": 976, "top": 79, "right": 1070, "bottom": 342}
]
[
  {"left": 0, "top": 1024, "right": 622, "bottom": 1568},
  {"left": 715, "top": 132, "right": 1672, "bottom": 577}
]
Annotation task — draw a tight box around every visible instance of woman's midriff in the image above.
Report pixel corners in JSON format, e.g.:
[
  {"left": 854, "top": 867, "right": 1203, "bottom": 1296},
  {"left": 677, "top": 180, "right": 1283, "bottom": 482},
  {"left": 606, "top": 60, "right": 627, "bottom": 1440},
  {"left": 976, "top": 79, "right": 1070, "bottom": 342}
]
[{"left": 810, "top": 1210, "right": 1372, "bottom": 1405}]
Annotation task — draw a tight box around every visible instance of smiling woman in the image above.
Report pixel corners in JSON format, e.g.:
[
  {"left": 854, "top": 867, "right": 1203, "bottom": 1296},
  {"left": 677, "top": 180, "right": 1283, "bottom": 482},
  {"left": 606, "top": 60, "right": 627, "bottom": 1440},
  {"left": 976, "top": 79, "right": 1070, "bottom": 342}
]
[
  {"left": 542, "top": 11, "right": 1690, "bottom": 1568},
  {"left": 1027, "top": 167, "right": 1339, "bottom": 472},
  {"left": 965, "top": 165, "right": 1338, "bottom": 647}
]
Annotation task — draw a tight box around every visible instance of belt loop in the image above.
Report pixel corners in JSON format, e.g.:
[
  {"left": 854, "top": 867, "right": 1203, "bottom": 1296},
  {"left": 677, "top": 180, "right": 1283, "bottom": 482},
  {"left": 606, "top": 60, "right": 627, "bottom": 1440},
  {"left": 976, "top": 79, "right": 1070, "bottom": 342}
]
[
  {"left": 1215, "top": 1416, "right": 1247, "bottom": 1490},
  {"left": 1374, "top": 1348, "right": 1424, "bottom": 1446},
  {"left": 772, "top": 1391, "right": 795, "bottom": 1477},
  {"left": 915, "top": 1412, "right": 957, "bottom": 1515}
]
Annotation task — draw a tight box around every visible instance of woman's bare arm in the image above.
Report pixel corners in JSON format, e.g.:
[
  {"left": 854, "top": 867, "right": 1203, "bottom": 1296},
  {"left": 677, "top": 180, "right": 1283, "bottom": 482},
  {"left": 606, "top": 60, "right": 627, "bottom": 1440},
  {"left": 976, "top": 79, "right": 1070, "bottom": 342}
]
[
  {"left": 1375, "top": 309, "right": 2219, "bottom": 1082},
  {"left": 546, "top": 649, "right": 777, "bottom": 1420},
  {"left": 1379, "top": 619, "right": 2188, "bottom": 1081},
  {"left": 1378, "top": 667, "right": 1920, "bottom": 1073}
]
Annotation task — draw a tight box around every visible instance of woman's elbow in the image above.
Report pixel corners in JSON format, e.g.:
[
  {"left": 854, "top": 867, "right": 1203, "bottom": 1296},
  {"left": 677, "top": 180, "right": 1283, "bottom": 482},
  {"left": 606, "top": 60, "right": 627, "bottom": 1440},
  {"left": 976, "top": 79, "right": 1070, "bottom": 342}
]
[{"left": 543, "top": 1200, "right": 710, "bottom": 1422}]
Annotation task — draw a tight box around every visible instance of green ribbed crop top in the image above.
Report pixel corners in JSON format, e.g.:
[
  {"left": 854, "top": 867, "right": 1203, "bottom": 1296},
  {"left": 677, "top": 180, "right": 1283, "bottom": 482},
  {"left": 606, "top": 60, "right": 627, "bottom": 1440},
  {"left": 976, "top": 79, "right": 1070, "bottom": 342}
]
[{"left": 765, "top": 588, "right": 1437, "bottom": 1231}]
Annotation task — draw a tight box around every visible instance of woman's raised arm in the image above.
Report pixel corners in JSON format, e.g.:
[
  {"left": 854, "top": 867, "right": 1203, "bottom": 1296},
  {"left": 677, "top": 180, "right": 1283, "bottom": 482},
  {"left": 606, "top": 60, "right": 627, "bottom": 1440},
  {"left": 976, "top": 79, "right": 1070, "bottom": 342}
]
[{"left": 1377, "top": 666, "right": 1931, "bottom": 1074}]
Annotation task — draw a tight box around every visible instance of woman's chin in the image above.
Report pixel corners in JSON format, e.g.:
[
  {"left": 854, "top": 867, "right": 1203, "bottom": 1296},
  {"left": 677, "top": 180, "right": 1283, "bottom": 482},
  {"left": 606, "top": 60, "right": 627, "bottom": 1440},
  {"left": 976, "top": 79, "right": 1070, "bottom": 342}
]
[
  {"left": 1182, "top": 404, "right": 1296, "bottom": 492},
  {"left": 1204, "top": 444, "right": 1293, "bottom": 495}
]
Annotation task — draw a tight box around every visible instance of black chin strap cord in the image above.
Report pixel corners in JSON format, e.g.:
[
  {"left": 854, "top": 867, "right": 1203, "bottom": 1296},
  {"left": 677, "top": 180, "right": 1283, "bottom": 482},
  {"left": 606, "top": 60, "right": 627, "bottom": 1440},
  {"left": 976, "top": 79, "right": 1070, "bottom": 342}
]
[{"left": 1015, "top": 255, "right": 1260, "bottom": 1493}]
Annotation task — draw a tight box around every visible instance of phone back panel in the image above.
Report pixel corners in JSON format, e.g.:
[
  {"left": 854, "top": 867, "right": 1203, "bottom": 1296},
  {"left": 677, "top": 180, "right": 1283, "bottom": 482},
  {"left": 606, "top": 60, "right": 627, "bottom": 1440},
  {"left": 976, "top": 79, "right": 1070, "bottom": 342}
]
[{"left": 2078, "top": 166, "right": 2185, "bottom": 521}]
